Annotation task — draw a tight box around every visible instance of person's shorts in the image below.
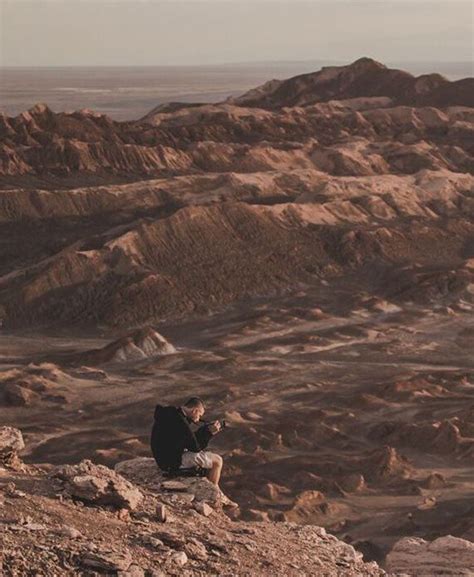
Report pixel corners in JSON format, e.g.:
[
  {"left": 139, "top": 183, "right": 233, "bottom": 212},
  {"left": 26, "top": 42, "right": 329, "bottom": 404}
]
[{"left": 180, "top": 450, "right": 218, "bottom": 470}]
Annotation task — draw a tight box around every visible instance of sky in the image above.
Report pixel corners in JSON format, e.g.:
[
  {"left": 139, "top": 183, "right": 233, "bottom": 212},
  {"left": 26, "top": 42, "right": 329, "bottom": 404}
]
[{"left": 1, "top": 0, "right": 473, "bottom": 67}]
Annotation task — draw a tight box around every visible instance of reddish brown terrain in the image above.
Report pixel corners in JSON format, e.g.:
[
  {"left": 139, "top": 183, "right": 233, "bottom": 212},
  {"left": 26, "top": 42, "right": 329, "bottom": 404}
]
[{"left": 1, "top": 58, "right": 473, "bottom": 574}]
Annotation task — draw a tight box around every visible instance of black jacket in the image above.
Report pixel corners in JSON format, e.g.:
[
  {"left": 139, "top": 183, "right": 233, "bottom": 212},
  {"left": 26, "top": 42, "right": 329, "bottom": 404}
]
[{"left": 150, "top": 405, "right": 213, "bottom": 470}]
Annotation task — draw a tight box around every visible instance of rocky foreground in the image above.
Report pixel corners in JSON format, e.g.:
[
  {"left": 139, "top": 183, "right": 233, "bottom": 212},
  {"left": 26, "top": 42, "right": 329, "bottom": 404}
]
[
  {"left": 0, "top": 427, "right": 384, "bottom": 576},
  {"left": 2, "top": 428, "right": 474, "bottom": 576}
]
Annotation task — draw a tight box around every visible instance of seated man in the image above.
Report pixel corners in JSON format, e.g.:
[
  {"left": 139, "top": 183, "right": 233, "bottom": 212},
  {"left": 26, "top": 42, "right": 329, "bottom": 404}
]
[{"left": 150, "top": 396, "right": 223, "bottom": 486}]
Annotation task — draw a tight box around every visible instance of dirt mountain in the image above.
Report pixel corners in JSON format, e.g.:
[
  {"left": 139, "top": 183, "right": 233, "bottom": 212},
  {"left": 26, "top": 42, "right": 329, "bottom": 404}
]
[
  {"left": 1, "top": 169, "right": 472, "bottom": 329},
  {"left": 0, "top": 59, "right": 472, "bottom": 180},
  {"left": 230, "top": 57, "right": 474, "bottom": 109}
]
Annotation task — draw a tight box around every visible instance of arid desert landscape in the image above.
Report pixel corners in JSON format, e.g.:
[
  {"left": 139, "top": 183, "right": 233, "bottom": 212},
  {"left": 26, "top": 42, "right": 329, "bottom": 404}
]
[{"left": 1, "top": 57, "right": 474, "bottom": 575}]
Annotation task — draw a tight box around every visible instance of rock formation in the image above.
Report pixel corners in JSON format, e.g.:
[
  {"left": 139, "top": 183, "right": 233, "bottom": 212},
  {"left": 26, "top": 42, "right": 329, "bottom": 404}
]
[
  {"left": 54, "top": 459, "right": 143, "bottom": 510},
  {"left": 386, "top": 535, "right": 474, "bottom": 575},
  {"left": 81, "top": 328, "right": 176, "bottom": 364},
  {"left": 0, "top": 428, "right": 385, "bottom": 576},
  {"left": 0, "top": 363, "right": 72, "bottom": 406}
]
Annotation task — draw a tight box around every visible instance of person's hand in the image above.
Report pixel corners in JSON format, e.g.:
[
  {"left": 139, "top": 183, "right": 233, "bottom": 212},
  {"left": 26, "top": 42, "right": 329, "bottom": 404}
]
[{"left": 208, "top": 420, "right": 221, "bottom": 435}]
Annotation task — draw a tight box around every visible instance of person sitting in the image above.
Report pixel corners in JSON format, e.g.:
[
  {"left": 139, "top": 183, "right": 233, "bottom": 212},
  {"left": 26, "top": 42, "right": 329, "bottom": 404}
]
[{"left": 150, "top": 396, "right": 224, "bottom": 486}]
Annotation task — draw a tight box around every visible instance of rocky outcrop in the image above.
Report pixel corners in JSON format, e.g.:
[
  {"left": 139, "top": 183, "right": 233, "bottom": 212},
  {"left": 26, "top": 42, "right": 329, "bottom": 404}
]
[
  {"left": 81, "top": 327, "right": 176, "bottom": 364},
  {"left": 54, "top": 459, "right": 143, "bottom": 510},
  {"left": 115, "top": 457, "right": 223, "bottom": 507},
  {"left": 386, "top": 535, "right": 474, "bottom": 575},
  {"left": 0, "top": 438, "right": 386, "bottom": 576},
  {"left": 114, "top": 456, "right": 161, "bottom": 484},
  {"left": 0, "top": 364, "right": 71, "bottom": 406}
]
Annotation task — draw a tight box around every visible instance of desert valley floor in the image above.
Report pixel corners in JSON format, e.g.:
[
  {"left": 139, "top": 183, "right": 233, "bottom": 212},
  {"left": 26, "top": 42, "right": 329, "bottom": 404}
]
[{"left": 2, "top": 280, "right": 474, "bottom": 564}]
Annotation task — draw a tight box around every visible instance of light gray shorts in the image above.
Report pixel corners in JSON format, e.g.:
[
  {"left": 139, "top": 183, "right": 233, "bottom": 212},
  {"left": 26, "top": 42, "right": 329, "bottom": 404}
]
[{"left": 180, "top": 450, "right": 217, "bottom": 469}]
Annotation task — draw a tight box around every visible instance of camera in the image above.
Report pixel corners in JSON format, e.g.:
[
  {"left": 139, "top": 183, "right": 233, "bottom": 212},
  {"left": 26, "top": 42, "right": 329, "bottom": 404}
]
[{"left": 200, "top": 419, "right": 227, "bottom": 430}]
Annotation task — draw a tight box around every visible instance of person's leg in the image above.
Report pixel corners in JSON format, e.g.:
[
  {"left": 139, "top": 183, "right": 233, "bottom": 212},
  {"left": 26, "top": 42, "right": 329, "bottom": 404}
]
[
  {"left": 207, "top": 453, "right": 223, "bottom": 486},
  {"left": 180, "top": 451, "right": 223, "bottom": 485}
]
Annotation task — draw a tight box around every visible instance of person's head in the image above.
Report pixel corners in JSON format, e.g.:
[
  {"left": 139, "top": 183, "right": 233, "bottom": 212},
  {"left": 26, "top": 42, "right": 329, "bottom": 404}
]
[{"left": 182, "top": 397, "right": 205, "bottom": 423}]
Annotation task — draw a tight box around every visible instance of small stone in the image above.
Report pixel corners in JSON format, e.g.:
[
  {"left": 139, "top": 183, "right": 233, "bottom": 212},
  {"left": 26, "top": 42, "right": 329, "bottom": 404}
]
[
  {"left": 144, "top": 536, "right": 165, "bottom": 549},
  {"left": 118, "top": 508, "right": 130, "bottom": 521},
  {"left": 118, "top": 564, "right": 145, "bottom": 577},
  {"left": 169, "top": 492, "right": 195, "bottom": 505},
  {"left": 53, "top": 525, "right": 82, "bottom": 539},
  {"left": 194, "top": 501, "right": 213, "bottom": 517},
  {"left": 156, "top": 503, "right": 167, "bottom": 522},
  {"left": 161, "top": 480, "right": 188, "bottom": 492},
  {"left": 247, "top": 509, "right": 269, "bottom": 522},
  {"left": 81, "top": 549, "right": 132, "bottom": 572},
  {"left": 24, "top": 522, "right": 47, "bottom": 531},
  {"left": 170, "top": 551, "right": 188, "bottom": 567},
  {"left": 156, "top": 530, "right": 186, "bottom": 548},
  {"left": 185, "top": 539, "right": 208, "bottom": 561}
]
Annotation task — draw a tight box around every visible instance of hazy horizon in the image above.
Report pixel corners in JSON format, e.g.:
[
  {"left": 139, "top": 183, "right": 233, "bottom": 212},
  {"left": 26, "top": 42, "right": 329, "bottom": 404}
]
[
  {"left": 1, "top": 1, "right": 472, "bottom": 67},
  {"left": 1, "top": 58, "right": 473, "bottom": 70},
  {"left": 1, "top": 59, "right": 471, "bottom": 121}
]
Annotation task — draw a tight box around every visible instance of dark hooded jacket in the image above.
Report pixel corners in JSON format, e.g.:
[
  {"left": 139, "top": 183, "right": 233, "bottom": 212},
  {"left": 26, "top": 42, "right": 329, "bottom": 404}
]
[{"left": 150, "top": 404, "right": 213, "bottom": 471}]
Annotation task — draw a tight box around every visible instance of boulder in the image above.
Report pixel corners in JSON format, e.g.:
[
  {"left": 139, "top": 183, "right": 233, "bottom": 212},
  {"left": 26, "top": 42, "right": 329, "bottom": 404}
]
[
  {"left": 115, "top": 457, "right": 223, "bottom": 507},
  {"left": 55, "top": 459, "right": 143, "bottom": 510},
  {"left": 114, "top": 456, "right": 161, "bottom": 485},
  {"left": 185, "top": 477, "right": 222, "bottom": 506},
  {"left": 170, "top": 551, "right": 188, "bottom": 567},
  {"left": 194, "top": 501, "right": 213, "bottom": 517},
  {"left": 386, "top": 535, "right": 474, "bottom": 575}
]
